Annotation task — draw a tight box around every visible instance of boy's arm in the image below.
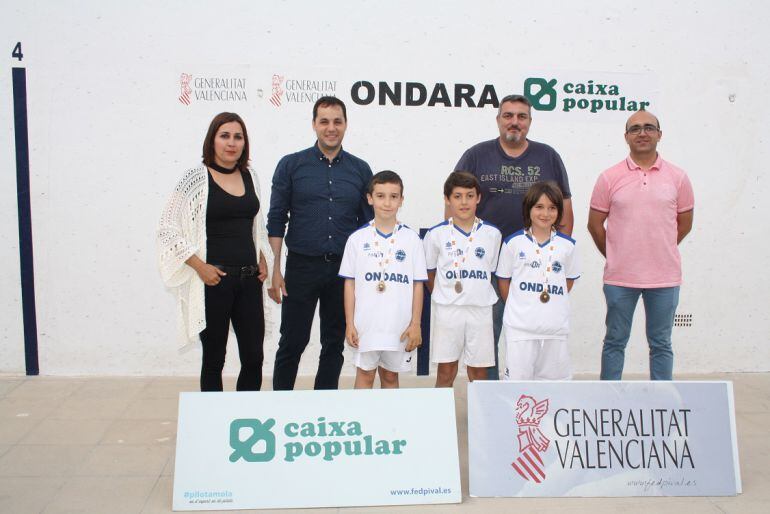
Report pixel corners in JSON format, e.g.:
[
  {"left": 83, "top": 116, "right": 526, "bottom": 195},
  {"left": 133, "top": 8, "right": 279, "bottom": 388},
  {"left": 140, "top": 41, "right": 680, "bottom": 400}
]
[
  {"left": 401, "top": 282, "right": 424, "bottom": 352},
  {"left": 498, "top": 278, "right": 511, "bottom": 302},
  {"left": 344, "top": 279, "right": 359, "bottom": 348},
  {"left": 426, "top": 270, "right": 436, "bottom": 293}
]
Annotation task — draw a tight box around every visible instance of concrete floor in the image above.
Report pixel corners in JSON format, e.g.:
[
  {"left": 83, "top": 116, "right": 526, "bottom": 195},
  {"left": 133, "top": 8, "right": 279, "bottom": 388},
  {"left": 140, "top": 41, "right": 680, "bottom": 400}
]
[{"left": 0, "top": 373, "right": 767, "bottom": 513}]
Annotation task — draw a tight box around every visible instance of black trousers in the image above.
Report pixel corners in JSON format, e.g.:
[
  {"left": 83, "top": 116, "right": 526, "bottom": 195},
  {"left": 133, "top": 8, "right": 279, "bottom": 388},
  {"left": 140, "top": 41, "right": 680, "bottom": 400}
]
[
  {"left": 199, "top": 272, "right": 265, "bottom": 391},
  {"left": 272, "top": 252, "right": 345, "bottom": 390}
]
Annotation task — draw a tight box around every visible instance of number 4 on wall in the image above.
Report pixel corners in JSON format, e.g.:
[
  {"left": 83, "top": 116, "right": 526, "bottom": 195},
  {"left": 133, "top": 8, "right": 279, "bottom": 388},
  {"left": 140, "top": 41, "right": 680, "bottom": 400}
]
[{"left": 12, "top": 42, "right": 23, "bottom": 61}]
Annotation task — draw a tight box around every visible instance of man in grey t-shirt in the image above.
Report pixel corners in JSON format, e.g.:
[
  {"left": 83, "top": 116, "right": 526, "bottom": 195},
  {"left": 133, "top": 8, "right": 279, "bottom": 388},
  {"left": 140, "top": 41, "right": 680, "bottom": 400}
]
[{"left": 454, "top": 93, "right": 573, "bottom": 378}]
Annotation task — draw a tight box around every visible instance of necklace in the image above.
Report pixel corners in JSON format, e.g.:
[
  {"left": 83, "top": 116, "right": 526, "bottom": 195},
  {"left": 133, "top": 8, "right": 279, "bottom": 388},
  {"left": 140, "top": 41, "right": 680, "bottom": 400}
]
[
  {"left": 448, "top": 217, "right": 480, "bottom": 294},
  {"left": 370, "top": 221, "right": 401, "bottom": 293},
  {"left": 209, "top": 162, "right": 239, "bottom": 174},
  {"left": 528, "top": 228, "right": 555, "bottom": 303}
]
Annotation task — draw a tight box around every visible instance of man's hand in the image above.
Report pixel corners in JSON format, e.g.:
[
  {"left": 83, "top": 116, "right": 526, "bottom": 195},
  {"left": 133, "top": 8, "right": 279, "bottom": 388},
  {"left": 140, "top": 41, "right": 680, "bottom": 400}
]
[
  {"left": 268, "top": 269, "right": 287, "bottom": 303},
  {"left": 400, "top": 322, "right": 422, "bottom": 352}
]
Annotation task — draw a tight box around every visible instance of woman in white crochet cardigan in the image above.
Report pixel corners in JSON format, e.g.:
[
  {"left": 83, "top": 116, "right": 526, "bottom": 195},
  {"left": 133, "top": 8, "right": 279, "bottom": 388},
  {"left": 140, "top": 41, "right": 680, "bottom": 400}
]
[{"left": 157, "top": 112, "right": 273, "bottom": 391}]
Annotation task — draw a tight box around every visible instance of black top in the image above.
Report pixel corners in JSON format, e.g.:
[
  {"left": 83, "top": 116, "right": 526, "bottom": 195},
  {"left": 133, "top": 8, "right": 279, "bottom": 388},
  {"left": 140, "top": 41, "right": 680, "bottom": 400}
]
[{"left": 206, "top": 170, "right": 259, "bottom": 266}]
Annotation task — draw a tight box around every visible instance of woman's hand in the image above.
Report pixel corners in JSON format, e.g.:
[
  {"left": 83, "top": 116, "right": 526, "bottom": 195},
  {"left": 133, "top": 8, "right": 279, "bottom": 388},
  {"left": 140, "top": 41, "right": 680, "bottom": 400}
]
[
  {"left": 258, "top": 254, "right": 268, "bottom": 282},
  {"left": 196, "top": 263, "right": 227, "bottom": 286},
  {"left": 186, "top": 255, "right": 226, "bottom": 286}
]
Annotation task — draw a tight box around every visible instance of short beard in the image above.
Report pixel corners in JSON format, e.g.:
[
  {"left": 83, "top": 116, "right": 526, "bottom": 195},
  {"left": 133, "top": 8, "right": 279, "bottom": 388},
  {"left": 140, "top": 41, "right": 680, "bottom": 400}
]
[{"left": 504, "top": 131, "right": 522, "bottom": 144}]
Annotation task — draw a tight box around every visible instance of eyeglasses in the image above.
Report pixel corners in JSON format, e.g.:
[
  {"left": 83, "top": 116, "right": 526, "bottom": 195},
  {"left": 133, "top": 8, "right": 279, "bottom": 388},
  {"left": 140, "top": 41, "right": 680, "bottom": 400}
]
[{"left": 626, "top": 124, "right": 659, "bottom": 135}]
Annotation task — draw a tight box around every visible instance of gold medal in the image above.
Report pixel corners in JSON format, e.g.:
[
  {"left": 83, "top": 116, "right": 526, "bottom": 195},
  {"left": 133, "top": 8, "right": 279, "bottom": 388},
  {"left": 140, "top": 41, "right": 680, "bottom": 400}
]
[
  {"left": 454, "top": 280, "right": 463, "bottom": 294},
  {"left": 540, "top": 291, "right": 550, "bottom": 303},
  {"left": 377, "top": 281, "right": 386, "bottom": 293}
]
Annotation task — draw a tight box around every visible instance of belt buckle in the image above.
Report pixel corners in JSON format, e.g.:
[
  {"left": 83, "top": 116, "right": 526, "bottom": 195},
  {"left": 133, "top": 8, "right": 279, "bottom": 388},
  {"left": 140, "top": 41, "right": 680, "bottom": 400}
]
[{"left": 240, "top": 265, "right": 256, "bottom": 277}]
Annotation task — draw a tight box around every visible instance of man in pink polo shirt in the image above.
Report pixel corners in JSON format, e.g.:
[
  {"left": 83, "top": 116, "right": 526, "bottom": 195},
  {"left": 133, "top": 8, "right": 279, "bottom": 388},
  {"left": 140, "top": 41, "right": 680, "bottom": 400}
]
[{"left": 587, "top": 110, "right": 694, "bottom": 380}]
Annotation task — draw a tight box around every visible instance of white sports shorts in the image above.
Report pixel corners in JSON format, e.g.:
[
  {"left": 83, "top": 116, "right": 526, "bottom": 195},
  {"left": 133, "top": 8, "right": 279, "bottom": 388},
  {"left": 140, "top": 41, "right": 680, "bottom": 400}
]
[
  {"left": 430, "top": 303, "right": 495, "bottom": 367},
  {"left": 502, "top": 334, "right": 572, "bottom": 381},
  {"left": 354, "top": 348, "right": 415, "bottom": 373}
]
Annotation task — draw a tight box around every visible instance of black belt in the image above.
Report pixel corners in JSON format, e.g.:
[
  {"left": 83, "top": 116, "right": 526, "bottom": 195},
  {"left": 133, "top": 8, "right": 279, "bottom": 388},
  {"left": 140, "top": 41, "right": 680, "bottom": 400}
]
[
  {"left": 212, "top": 264, "right": 258, "bottom": 278},
  {"left": 289, "top": 251, "right": 341, "bottom": 263}
]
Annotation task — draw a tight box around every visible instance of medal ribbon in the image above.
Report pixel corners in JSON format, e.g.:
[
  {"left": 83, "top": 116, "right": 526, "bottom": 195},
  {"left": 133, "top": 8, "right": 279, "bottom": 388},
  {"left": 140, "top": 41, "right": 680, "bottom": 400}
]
[
  {"left": 371, "top": 220, "right": 401, "bottom": 280},
  {"left": 528, "top": 228, "right": 555, "bottom": 294},
  {"left": 448, "top": 217, "right": 480, "bottom": 283}
]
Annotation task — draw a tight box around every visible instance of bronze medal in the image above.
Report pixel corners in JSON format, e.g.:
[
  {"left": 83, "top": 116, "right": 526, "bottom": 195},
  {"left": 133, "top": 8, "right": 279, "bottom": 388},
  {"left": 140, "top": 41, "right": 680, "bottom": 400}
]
[
  {"left": 540, "top": 291, "right": 550, "bottom": 303},
  {"left": 454, "top": 280, "right": 463, "bottom": 294},
  {"left": 377, "top": 281, "right": 386, "bottom": 293}
]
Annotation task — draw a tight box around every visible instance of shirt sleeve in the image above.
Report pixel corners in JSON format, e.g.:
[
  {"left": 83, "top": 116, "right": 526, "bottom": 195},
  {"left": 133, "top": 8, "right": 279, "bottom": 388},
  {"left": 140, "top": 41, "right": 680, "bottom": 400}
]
[
  {"left": 589, "top": 173, "right": 610, "bottom": 213},
  {"left": 266, "top": 155, "right": 293, "bottom": 238},
  {"left": 677, "top": 172, "right": 695, "bottom": 213},
  {"left": 495, "top": 239, "right": 514, "bottom": 279},
  {"left": 551, "top": 149, "right": 572, "bottom": 199},
  {"left": 156, "top": 174, "right": 197, "bottom": 288},
  {"left": 565, "top": 243, "right": 580, "bottom": 281},
  {"left": 423, "top": 229, "right": 438, "bottom": 270},
  {"left": 357, "top": 162, "right": 374, "bottom": 225},
  {"left": 412, "top": 233, "right": 429, "bottom": 282},
  {"left": 489, "top": 228, "right": 502, "bottom": 271},
  {"left": 338, "top": 236, "right": 356, "bottom": 279},
  {"left": 454, "top": 147, "right": 475, "bottom": 172}
]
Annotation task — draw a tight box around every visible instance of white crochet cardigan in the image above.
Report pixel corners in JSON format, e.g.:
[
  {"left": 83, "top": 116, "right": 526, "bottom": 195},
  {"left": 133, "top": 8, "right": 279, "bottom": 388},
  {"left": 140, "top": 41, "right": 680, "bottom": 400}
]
[{"left": 157, "top": 165, "right": 273, "bottom": 349}]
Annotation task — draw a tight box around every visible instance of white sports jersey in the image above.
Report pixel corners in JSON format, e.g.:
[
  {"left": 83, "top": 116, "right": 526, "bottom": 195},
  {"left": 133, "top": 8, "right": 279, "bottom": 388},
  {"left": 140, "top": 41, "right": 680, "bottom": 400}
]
[
  {"left": 339, "top": 223, "right": 428, "bottom": 351},
  {"left": 424, "top": 219, "right": 501, "bottom": 306},
  {"left": 496, "top": 230, "right": 580, "bottom": 340}
]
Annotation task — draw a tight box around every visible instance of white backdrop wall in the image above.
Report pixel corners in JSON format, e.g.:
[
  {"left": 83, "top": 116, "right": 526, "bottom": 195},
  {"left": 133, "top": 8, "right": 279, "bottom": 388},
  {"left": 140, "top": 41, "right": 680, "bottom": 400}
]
[{"left": 1, "top": 0, "right": 768, "bottom": 376}]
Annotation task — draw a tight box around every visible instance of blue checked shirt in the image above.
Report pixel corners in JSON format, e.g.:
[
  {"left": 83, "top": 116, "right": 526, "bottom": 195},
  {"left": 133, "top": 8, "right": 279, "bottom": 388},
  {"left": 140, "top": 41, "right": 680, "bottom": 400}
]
[{"left": 267, "top": 144, "right": 373, "bottom": 256}]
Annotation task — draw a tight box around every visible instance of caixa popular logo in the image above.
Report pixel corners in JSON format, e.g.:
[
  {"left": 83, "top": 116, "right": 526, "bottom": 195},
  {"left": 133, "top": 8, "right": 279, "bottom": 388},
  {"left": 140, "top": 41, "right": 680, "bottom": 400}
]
[
  {"left": 512, "top": 395, "right": 550, "bottom": 484},
  {"left": 523, "top": 76, "right": 651, "bottom": 114},
  {"left": 229, "top": 417, "right": 407, "bottom": 463}
]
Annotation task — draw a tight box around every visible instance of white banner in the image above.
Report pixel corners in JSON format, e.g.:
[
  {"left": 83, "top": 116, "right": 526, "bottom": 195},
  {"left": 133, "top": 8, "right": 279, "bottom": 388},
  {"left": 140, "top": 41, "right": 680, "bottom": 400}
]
[
  {"left": 173, "top": 388, "right": 461, "bottom": 510},
  {"left": 468, "top": 381, "right": 741, "bottom": 497}
]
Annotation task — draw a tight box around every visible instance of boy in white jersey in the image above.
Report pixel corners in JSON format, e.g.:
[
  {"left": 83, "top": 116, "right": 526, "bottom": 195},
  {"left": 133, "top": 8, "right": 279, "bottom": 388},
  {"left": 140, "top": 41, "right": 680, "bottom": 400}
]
[
  {"left": 496, "top": 181, "right": 580, "bottom": 380},
  {"left": 339, "top": 170, "right": 428, "bottom": 389},
  {"left": 424, "top": 171, "right": 502, "bottom": 387}
]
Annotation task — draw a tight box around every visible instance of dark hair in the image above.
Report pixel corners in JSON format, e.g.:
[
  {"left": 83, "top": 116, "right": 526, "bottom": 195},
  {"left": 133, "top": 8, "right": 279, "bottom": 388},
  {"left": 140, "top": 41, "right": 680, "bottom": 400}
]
[
  {"left": 498, "top": 94, "right": 532, "bottom": 115},
  {"left": 444, "top": 171, "right": 481, "bottom": 197},
  {"left": 522, "top": 181, "right": 564, "bottom": 230},
  {"left": 368, "top": 170, "right": 403, "bottom": 195},
  {"left": 201, "top": 112, "right": 249, "bottom": 171},
  {"left": 313, "top": 96, "right": 347, "bottom": 121}
]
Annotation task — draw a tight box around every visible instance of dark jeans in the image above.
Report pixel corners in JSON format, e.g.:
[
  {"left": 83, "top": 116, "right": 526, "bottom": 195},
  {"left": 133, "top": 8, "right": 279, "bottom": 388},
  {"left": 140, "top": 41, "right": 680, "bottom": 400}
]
[
  {"left": 199, "top": 272, "right": 265, "bottom": 391},
  {"left": 273, "top": 252, "right": 345, "bottom": 390},
  {"left": 488, "top": 275, "right": 504, "bottom": 380}
]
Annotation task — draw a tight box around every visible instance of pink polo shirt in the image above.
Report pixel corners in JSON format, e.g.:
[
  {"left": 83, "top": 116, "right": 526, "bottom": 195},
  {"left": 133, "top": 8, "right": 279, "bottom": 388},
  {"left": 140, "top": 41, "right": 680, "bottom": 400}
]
[{"left": 590, "top": 155, "right": 694, "bottom": 288}]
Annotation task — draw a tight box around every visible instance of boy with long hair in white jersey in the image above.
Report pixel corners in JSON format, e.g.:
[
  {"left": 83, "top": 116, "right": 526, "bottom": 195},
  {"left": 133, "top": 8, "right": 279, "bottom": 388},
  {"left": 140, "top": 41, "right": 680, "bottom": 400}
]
[
  {"left": 424, "top": 171, "right": 502, "bottom": 386},
  {"left": 496, "top": 181, "right": 580, "bottom": 380},
  {"left": 339, "top": 171, "right": 428, "bottom": 389}
]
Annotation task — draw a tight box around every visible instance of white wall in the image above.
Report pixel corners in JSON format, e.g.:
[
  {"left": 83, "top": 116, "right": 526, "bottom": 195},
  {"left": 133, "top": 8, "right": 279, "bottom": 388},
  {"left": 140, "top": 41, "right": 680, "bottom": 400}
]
[{"left": 1, "top": 0, "right": 768, "bottom": 376}]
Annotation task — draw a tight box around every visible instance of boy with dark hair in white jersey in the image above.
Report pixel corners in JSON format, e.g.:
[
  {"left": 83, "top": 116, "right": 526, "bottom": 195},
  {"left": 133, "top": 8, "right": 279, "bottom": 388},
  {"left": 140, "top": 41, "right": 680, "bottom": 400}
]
[
  {"left": 339, "top": 171, "right": 428, "bottom": 389},
  {"left": 424, "top": 171, "right": 502, "bottom": 387}
]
